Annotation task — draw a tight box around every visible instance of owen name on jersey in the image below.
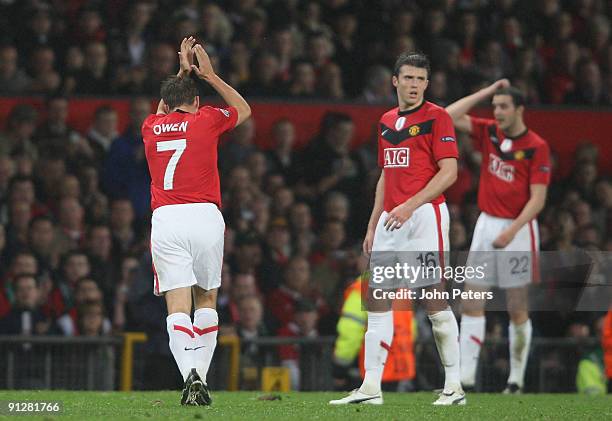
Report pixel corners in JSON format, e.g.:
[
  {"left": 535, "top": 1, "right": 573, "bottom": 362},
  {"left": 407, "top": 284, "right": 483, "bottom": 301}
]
[{"left": 153, "top": 121, "right": 189, "bottom": 135}]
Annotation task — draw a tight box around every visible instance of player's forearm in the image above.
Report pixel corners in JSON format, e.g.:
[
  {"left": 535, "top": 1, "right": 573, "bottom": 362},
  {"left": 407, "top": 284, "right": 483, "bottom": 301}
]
[
  {"left": 203, "top": 74, "right": 251, "bottom": 125},
  {"left": 446, "top": 86, "right": 496, "bottom": 131},
  {"left": 367, "top": 173, "right": 385, "bottom": 231},
  {"left": 508, "top": 194, "right": 546, "bottom": 235},
  {"left": 406, "top": 161, "right": 457, "bottom": 209},
  {"left": 156, "top": 99, "right": 167, "bottom": 115}
]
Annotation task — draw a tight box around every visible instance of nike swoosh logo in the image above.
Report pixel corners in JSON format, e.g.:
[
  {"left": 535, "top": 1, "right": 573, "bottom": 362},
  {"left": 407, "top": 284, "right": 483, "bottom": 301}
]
[
  {"left": 184, "top": 346, "right": 206, "bottom": 351},
  {"left": 349, "top": 396, "right": 380, "bottom": 404},
  {"left": 382, "top": 129, "right": 389, "bottom": 136}
]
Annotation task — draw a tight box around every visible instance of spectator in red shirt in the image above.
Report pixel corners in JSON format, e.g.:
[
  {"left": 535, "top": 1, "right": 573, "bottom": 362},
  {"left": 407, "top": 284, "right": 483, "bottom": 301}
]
[
  {"left": 267, "top": 256, "right": 327, "bottom": 331},
  {"left": 277, "top": 299, "right": 320, "bottom": 390}
]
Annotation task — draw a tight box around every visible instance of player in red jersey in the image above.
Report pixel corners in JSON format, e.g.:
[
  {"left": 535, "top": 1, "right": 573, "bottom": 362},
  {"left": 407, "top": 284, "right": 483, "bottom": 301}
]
[
  {"left": 331, "top": 52, "right": 465, "bottom": 406},
  {"left": 141, "top": 37, "right": 250, "bottom": 405},
  {"left": 447, "top": 81, "right": 551, "bottom": 393}
]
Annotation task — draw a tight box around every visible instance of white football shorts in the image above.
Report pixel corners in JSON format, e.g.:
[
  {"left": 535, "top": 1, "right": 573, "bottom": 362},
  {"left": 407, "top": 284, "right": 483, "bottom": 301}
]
[
  {"left": 370, "top": 202, "right": 450, "bottom": 289},
  {"left": 151, "top": 203, "right": 224, "bottom": 296},
  {"left": 466, "top": 212, "right": 539, "bottom": 289}
]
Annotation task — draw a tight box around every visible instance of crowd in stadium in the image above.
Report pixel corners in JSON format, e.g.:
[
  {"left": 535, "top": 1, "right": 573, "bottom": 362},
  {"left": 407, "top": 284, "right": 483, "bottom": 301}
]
[
  {"left": 0, "top": 0, "right": 610, "bottom": 391},
  {"left": 0, "top": 0, "right": 611, "bottom": 104}
]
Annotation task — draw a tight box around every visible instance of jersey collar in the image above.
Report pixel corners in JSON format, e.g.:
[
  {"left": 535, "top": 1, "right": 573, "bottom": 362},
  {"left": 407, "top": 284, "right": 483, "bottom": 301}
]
[
  {"left": 398, "top": 100, "right": 425, "bottom": 116},
  {"left": 504, "top": 127, "right": 529, "bottom": 140}
]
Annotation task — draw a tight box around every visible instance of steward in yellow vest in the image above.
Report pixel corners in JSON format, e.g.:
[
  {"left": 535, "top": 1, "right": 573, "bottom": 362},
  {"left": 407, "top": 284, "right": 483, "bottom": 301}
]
[{"left": 332, "top": 273, "right": 415, "bottom": 390}]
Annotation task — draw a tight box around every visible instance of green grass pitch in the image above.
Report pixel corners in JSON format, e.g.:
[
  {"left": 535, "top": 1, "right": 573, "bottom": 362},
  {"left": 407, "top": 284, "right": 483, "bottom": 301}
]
[{"left": 1, "top": 391, "right": 610, "bottom": 420}]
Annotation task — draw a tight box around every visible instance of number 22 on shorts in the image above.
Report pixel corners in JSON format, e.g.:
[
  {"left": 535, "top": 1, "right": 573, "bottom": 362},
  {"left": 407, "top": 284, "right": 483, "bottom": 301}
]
[{"left": 157, "top": 139, "right": 186, "bottom": 190}]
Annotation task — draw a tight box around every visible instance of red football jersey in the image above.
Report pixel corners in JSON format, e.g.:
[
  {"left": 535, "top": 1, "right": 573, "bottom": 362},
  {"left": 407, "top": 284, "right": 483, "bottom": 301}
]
[
  {"left": 378, "top": 101, "right": 458, "bottom": 212},
  {"left": 142, "top": 106, "right": 238, "bottom": 210},
  {"left": 470, "top": 117, "right": 551, "bottom": 218}
]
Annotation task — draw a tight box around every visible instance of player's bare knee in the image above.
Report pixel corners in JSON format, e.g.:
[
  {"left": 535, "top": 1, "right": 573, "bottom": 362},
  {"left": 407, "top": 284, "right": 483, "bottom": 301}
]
[
  {"left": 193, "top": 287, "right": 218, "bottom": 310},
  {"left": 506, "top": 286, "right": 529, "bottom": 317},
  {"left": 165, "top": 287, "right": 193, "bottom": 315}
]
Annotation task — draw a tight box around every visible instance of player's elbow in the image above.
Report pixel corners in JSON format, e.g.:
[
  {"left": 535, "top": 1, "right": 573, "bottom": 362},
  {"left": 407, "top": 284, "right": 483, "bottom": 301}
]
[{"left": 237, "top": 103, "right": 252, "bottom": 125}]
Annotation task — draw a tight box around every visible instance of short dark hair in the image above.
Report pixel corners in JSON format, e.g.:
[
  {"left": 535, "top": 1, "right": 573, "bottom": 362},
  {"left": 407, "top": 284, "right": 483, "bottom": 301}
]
[
  {"left": 393, "top": 51, "right": 430, "bottom": 78},
  {"left": 94, "top": 105, "right": 116, "bottom": 119},
  {"left": 160, "top": 76, "right": 198, "bottom": 109},
  {"left": 493, "top": 87, "right": 525, "bottom": 108}
]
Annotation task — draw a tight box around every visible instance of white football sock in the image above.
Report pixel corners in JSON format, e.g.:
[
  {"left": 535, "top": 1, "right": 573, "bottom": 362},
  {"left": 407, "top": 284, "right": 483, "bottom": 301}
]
[
  {"left": 360, "top": 311, "right": 393, "bottom": 395},
  {"left": 429, "top": 307, "right": 461, "bottom": 390},
  {"left": 459, "top": 315, "right": 486, "bottom": 387},
  {"left": 166, "top": 312, "right": 196, "bottom": 382},
  {"left": 193, "top": 307, "right": 219, "bottom": 384},
  {"left": 508, "top": 319, "right": 532, "bottom": 388}
]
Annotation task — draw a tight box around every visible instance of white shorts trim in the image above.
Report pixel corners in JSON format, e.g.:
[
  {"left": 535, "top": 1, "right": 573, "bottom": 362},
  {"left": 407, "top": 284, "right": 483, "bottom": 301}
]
[{"left": 151, "top": 203, "right": 225, "bottom": 296}]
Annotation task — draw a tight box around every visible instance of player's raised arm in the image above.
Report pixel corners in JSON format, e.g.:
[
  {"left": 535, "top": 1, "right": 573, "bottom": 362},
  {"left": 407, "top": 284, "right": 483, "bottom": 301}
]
[
  {"left": 155, "top": 37, "right": 196, "bottom": 115},
  {"left": 446, "top": 79, "right": 510, "bottom": 133},
  {"left": 191, "top": 43, "right": 251, "bottom": 126}
]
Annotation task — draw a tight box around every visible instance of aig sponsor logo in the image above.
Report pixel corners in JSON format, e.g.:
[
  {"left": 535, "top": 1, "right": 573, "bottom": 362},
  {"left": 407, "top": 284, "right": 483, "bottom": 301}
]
[
  {"left": 488, "top": 153, "right": 514, "bottom": 182},
  {"left": 384, "top": 147, "right": 410, "bottom": 168}
]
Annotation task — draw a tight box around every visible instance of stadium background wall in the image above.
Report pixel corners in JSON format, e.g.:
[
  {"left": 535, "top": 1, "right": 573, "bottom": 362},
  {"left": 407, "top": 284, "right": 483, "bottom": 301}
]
[{"left": 0, "top": 98, "right": 610, "bottom": 178}]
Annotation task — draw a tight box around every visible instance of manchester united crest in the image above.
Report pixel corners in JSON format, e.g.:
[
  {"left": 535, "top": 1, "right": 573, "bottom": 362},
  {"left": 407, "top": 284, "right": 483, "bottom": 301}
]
[
  {"left": 514, "top": 150, "right": 525, "bottom": 160},
  {"left": 408, "top": 125, "right": 420, "bottom": 136}
]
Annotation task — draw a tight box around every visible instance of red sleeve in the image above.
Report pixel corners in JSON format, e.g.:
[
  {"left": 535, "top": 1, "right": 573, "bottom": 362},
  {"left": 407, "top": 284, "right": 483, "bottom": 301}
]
[
  {"left": 432, "top": 110, "right": 459, "bottom": 161},
  {"left": 529, "top": 141, "right": 552, "bottom": 185},
  {"left": 469, "top": 116, "right": 495, "bottom": 152},
  {"left": 196, "top": 106, "right": 238, "bottom": 136}
]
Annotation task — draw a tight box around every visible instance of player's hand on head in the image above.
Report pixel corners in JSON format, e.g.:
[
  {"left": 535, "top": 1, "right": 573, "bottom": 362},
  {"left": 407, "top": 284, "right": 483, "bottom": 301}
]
[
  {"left": 492, "top": 78, "right": 510, "bottom": 91},
  {"left": 191, "top": 43, "right": 216, "bottom": 81},
  {"left": 178, "top": 36, "right": 196, "bottom": 77}
]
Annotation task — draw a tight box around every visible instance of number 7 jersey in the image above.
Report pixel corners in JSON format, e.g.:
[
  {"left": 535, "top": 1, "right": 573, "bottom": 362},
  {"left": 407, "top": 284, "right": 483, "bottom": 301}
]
[{"left": 141, "top": 106, "right": 238, "bottom": 211}]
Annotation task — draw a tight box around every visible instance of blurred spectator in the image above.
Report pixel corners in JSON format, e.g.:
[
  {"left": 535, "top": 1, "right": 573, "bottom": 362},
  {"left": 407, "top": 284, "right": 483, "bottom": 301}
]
[
  {"left": 75, "top": 300, "right": 108, "bottom": 336},
  {"left": 86, "top": 105, "right": 118, "bottom": 165},
  {"left": 288, "top": 60, "right": 317, "bottom": 98},
  {"left": 318, "top": 62, "right": 345, "bottom": 100},
  {"left": 219, "top": 272, "right": 259, "bottom": 326},
  {"left": 0, "top": 274, "right": 50, "bottom": 335},
  {"left": 0, "top": 45, "right": 31, "bottom": 94},
  {"left": 28, "top": 215, "right": 58, "bottom": 272},
  {"left": 289, "top": 202, "right": 316, "bottom": 258},
  {"left": 310, "top": 220, "right": 346, "bottom": 306},
  {"left": 259, "top": 217, "right": 291, "bottom": 292},
  {"left": 277, "top": 299, "right": 320, "bottom": 390},
  {"left": 243, "top": 52, "right": 281, "bottom": 97},
  {"left": 235, "top": 295, "right": 269, "bottom": 388},
  {"left": 565, "top": 59, "right": 609, "bottom": 105},
  {"left": 265, "top": 119, "right": 298, "bottom": 182},
  {"left": 28, "top": 46, "right": 60, "bottom": 94},
  {"left": 0, "top": 104, "right": 39, "bottom": 158},
  {"left": 359, "top": 65, "right": 394, "bottom": 104},
  {"left": 103, "top": 97, "right": 151, "bottom": 219},
  {"left": 74, "top": 42, "right": 112, "bottom": 95},
  {"left": 110, "top": 1, "right": 154, "bottom": 68},
  {"left": 219, "top": 117, "right": 256, "bottom": 173},
  {"left": 109, "top": 199, "right": 137, "bottom": 254},
  {"left": 266, "top": 256, "right": 327, "bottom": 330},
  {"left": 295, "top": 112, "right": 364, "bottom": 202},
  {"left": 56, "top": 277, "right": 111, "bottom": 336}
]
